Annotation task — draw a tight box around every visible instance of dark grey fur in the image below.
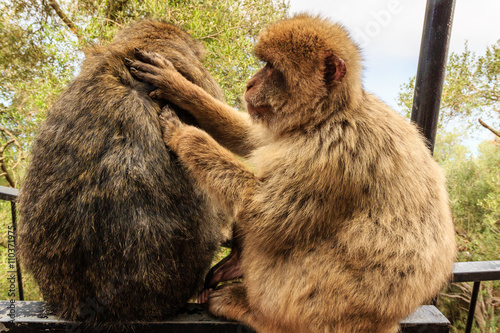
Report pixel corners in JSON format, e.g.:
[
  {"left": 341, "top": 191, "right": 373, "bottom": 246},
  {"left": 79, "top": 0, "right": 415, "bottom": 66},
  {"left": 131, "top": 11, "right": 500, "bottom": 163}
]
[{"left": 18, "top": 20, "right": 229, "bottom": 323}]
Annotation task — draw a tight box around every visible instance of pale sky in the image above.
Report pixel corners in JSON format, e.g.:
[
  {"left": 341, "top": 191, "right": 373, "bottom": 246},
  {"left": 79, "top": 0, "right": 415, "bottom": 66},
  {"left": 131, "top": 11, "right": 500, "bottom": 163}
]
[{"left": 288, "top": 0, "right": 500, "bottom": 145}]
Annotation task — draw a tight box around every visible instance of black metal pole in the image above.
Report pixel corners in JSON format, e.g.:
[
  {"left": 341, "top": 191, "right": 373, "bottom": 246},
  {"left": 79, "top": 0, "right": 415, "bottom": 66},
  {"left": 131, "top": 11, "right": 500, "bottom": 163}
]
[
  {"left": 410, "top": 0, "right": 456, "bottom": 154},
  {"left": 0, "top": 187, "right": 23, "bottom": 299},
  {"left": 11, "top": 201, "right": 24, "bottom": 301},
  {"left": 465, "top": 281, "right": 480, "bottom": 333}
]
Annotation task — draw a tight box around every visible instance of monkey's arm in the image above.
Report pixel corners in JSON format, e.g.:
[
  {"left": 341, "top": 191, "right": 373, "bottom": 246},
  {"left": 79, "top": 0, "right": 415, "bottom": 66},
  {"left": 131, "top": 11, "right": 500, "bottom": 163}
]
[
  {"left": 160, "top": 108, "right": 258, "bottom": 219},
  {"left": 126, "top": 50, "right": 256, "bottom": 157}
]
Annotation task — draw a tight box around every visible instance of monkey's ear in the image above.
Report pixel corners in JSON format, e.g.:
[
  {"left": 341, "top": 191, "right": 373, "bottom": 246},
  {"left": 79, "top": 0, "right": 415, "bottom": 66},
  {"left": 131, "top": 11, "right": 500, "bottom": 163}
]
[{"left": 324, "top": 51, "right": 346, "bottom": 86}]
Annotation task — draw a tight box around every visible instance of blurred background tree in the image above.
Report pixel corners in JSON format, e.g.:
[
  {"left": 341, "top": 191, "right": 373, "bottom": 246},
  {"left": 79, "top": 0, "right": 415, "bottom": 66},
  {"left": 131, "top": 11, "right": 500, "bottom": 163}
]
[
  {"left": 398, "top": 40, "right": 500, "bottom": 135},
  {"left": 0, "top": 0, "right": 289, "bottom": 188},
  {"left": 398, "top": 41, "right": 500, "bottom": 333}
]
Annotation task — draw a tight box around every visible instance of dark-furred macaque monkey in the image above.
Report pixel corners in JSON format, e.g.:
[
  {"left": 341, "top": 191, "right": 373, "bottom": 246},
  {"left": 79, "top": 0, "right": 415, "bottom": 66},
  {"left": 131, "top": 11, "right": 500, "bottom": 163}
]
[
  {"left": 18, "top": 20, "right": 231, "bottom": 323},
  {"left": 128, "top": 14, "right": 456, "bottom": 333}
]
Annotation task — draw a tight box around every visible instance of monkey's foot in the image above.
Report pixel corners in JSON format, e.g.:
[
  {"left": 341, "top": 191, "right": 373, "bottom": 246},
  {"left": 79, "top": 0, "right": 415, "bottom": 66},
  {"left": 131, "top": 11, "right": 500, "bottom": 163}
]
[
  {"left": 208, "top": 283, "right": 251, "bottom": 322},
  {"left": 208, "top": 284, "right": 294, "bottom": 333}
]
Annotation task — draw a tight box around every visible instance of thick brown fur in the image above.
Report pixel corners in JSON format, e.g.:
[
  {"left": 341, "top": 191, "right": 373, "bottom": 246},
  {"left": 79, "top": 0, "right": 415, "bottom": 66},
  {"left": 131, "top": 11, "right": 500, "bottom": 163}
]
[
  {"left": 128, "top": 14, "right": 456, "bottom": 333},
  {"left": 18, "top": 20, "right": 231, "bottom": 323}
]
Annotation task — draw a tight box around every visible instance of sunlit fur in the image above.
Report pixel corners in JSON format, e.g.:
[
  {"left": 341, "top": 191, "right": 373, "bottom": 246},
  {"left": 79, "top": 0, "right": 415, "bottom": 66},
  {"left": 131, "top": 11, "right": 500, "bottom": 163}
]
[{"left": 232, "top": 16, "right": 455, "bottom": 333}]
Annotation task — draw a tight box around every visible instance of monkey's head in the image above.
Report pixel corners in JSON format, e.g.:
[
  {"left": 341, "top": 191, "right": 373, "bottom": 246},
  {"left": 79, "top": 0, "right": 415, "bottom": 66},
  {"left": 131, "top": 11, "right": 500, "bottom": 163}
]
[
  {"left": 113, "top": 19, "right": 206, "bottom": 61},
  {"left": 114, "top": 20, "right": 224, "bottom": 98},
  {"left": 108, "top": 19, "right": 225, "bottom": 125},
  {"left": 245, "top": 14, "right": 363, "bottom": 132}
]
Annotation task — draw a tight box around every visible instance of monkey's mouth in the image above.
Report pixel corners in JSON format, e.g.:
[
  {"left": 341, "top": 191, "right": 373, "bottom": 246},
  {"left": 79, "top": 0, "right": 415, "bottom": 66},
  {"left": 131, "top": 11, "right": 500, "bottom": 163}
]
[{"left": 247, "top": 103, "right": 272, "bottom": 118}]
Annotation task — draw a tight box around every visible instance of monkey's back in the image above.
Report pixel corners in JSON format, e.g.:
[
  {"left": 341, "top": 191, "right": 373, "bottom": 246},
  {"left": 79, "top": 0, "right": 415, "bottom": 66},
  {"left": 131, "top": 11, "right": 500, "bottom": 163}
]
[{"left": 18, "top": 24, "right": 223, "bottom": 322}]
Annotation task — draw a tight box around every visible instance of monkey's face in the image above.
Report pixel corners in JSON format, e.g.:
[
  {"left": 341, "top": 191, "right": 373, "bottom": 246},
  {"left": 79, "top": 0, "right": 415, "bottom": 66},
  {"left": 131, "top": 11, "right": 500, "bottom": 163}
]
[
  {"left": 248, "top": 15, "right": 364, "bottom": 131},
  {"left": 244, "top": 63, "right": 273, "bottom": 119},
  {"left": 244, "top": 62, "right": 288, "bottom": 122}
]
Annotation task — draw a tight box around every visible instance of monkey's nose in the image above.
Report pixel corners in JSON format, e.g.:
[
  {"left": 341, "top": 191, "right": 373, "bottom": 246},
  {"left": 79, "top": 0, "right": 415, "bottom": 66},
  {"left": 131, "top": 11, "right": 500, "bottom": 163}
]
[{"left": 246, "top": 79, "right": 256, "bottom": 91}]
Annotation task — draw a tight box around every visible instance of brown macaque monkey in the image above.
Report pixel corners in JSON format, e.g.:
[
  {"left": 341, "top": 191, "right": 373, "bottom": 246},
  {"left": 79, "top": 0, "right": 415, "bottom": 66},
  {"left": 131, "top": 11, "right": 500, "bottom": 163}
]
[
  {"left": 128, "top": 14, "right": 456, "bottom": 333},
  {"left": 18, "top": 20, "right": 232, "bottom": 323}
]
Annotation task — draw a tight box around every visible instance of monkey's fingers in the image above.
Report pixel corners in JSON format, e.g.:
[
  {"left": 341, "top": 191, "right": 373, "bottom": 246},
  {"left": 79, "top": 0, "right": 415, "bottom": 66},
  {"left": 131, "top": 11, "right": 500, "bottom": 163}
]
[
  {"left": 159, "top": 107, "right": 183, "bottom": 144},
  {"left": 134, "top": 48, "right": 175, "bottom": 71},
  {"left": 149, "top": 89, "right": 163, "bottom": 100},
  {"left": 198, "top": 288, "right": 214, "bottom": 304},
  {"left": 160, "top": 106, "right": 184, "bottom": 129},
  {"left": 126, "top": 59, "right": 162, "bottom": 80},
  {"left": 128, "top": 68, "right": 160, "bottom": 88},
  {"left": 159, "top": 113, "right": 176, "bottom": 135}
]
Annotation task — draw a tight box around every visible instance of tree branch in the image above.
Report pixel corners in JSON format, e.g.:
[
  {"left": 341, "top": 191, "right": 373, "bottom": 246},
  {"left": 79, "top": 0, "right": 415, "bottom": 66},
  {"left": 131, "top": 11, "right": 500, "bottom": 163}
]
[
  {"left": 48, "top": 0, "right": 82, "bottom": 41},
  {"left": 478, "top": 118, "right": 500, "bottom": 138},
  {"left": 0, "top": 125, "right": 24, "bottom": 188},
  {"left": 106, "top": 0, "right": 129, "bottom": 24},
  {"left": 101, "top": 17, "right": 124, "bottom": 28},
  {"left": 200, "top": 30, "right": 226, "bottom": 40},
  {"left": 0, "top": 139, "right": 16, "bottom": 188},
  {"left": 199, "top": 26, "right": 243, "bottom": 40},
  {"left": 0, "top": 125, "right": 23, "bottom": 154}
]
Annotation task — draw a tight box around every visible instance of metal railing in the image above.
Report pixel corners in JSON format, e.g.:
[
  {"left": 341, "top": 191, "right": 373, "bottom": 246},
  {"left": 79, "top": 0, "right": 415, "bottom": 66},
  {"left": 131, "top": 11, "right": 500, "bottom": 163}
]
[
  {"left": 452, "top": 261, "right": 500, "bottom": 333},
  {"left": 0, "top": 186, "right": 23, "bottom": 300},
  {"left": 411, "top": 0, "right": 456, "bottom": 154}
]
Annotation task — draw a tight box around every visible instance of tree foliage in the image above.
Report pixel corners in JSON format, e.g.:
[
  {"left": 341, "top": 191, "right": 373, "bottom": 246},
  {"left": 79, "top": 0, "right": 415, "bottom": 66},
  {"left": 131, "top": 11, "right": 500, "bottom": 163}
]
[
  {"left": 398, "top": 40, "right": 500, "bottom": 134},
  {"left": 399, "top": 41, "right": 500, "bottom": 265},
  {"left": 435, "top": 133, "right": 500, "bottom": 333},
  {"left": 399, "top": 41, "right": 500, "bottom": 332},
  {"left": 0, "top": 0, "right": 289, "bottom": 187}
]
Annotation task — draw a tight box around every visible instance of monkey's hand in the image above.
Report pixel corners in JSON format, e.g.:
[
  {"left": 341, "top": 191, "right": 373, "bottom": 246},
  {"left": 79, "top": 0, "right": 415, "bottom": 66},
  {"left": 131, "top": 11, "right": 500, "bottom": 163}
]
[
  {"left": 125, "top": 48, "right": 190, "bottom": 104},
  {"left": 159, "top": 105, "right": 185, "bottom": 145}
]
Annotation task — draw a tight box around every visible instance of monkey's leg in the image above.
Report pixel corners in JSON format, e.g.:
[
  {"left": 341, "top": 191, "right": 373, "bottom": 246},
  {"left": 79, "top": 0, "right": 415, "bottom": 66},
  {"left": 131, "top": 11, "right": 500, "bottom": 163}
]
[
  {"left": 209, "top": 284, "right": 251, "bottom": 321},
  {"left": 205, "top": 247, "right": 242, "bottom": 289},
  {"left": 204, "top": 225, "right": 244, "bottom": 290},
  {"left": 199, "top": 225, "right": 244, "bottom": 304},
  {"left": 209, "top": 284, "right": 284, "bottom": 333}
]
